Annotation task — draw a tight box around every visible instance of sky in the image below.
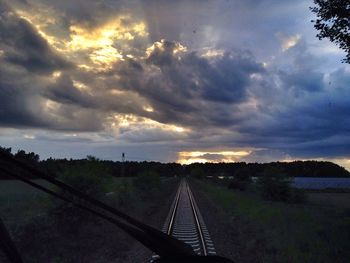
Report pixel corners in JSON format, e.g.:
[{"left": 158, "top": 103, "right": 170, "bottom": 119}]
[{"left": 0, "top": 0, "right": 350, "bottom": 169}]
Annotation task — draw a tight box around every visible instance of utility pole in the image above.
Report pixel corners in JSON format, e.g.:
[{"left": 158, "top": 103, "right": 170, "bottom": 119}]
[{"left": 121, "top": 152, "right": 125, "bottom": 177}]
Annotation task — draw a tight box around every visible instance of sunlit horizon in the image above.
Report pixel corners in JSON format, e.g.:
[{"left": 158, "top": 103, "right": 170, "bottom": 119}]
[{"left": 0, "top": 0, "right": 349, "bottom": 172}]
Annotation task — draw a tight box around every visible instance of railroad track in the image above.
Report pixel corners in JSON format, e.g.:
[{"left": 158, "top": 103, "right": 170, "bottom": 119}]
[{"left": 152, "top": 179, "right": 216, "bottom": 261}]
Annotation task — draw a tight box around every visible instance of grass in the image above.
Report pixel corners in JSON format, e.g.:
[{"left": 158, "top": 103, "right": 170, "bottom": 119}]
[
  {"left": 0, "top": 180, "right": 52, "bottom": 225},
  {"left": 0, "top": 176, "right": 170, "bottom": 225},
  {"left": 1, "top": 176, "right": 178, "bottom": 262},
  {"left": 307, "top": 192, "right": 350, "bottom": 209},
  {"left": 197, "top": 180, "right": 350, "bottom": 263},
  {"left": 0, "top": 177, "right": 133, "bottom": 227}
]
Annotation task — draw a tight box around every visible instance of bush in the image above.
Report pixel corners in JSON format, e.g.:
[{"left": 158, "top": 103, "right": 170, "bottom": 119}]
[
  {"left": 257, "top": 167, "right": 306, "bottom": 203},
  {"left": 108, "top": 179, "right": 134, "bottom": 209},
  {"left": 133, "top": 170, "right": 161, "bottom": 192},
  {"left": 228, "top": 179, "right": 249, "bottom": 191},
  {"left": 257, "top": 167, "right": 292, "bottom": 202},
  {"left": 190, "top": 167, "right": 206, "bottom": 179},
  {"left": 49, "top": 157, "right": 109, "bottom": 232},
  {"left": 228, "top": 168, "right": 252, "bottom": 191}
]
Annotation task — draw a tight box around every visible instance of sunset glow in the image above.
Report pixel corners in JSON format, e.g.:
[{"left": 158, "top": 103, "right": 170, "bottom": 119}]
[
  {"left": 178, "top": 150, "right": 252, "bottom": 164},
  {"left": 0, "top": 0, "right": 349, "bottom": 167}
]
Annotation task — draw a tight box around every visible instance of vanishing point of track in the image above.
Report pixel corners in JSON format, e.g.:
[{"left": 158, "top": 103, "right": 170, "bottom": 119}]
[{"left": 152, "top": 179, "right": 216, "bottom": 261}]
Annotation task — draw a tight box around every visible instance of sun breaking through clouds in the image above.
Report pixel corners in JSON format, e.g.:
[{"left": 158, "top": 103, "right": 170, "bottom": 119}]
[
  {"left": 178, "top": 150, "right": 253, "bottom": 165},
  {"left": 0, "top": 0, "right": 350, "bottom": 169}
]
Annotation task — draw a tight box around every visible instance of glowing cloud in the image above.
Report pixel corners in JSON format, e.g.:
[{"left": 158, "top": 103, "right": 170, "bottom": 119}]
[
  {"left": 52, "top": 71, "right": 62, "bottom": 79},
  {"left": 145, "top": 39, "right": 187, "bottom": 58},
  {"left": 111, "top": 114, "right": 190, "bottom": 136},
  {"left": 65, "top": 17, "right": 148, "bottom": 70},
  {"left": 89, "top": 46, "right": 124, "bottom": 67},
  {"left": 200, "top": 48, "right": 224, "bottom": 58},
  {"left": 67, "top": 18, "right": 147, "bottom": 51},
  {"left": 277, "top": 33, "right": 301, "bottom": 52},
  {"left": 14, "top": 8, "right": 149, "bottom": 72},
  {"left": 177, "top": 150, "right": 252, "bottom": 164},
  {"left": 24, "top": 134, "right": 35, "bottom": 139},
  {"left": 73, "top": 80, "right": 89, "bottom": 91}
]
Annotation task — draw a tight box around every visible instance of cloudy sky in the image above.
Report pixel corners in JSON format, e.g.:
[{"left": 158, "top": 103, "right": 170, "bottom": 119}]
[{"left": 0, "top": 0, "right": 350, "bottom": 169}]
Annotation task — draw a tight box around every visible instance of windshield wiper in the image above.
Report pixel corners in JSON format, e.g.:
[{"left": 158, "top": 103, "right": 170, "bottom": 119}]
[{"left": 0, "top": 151, "right": 234, "bottom": 262}]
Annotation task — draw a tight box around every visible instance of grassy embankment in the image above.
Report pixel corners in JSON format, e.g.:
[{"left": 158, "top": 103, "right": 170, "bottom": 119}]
[
  {"left": 196, "top": 180, "right": 350, "bottom": 263},
  {"left": 0, "top": 178, "right": 132, "bottom": 225},
  {"left": 0, "top": 175, "right": 178, "bottom": 262}
]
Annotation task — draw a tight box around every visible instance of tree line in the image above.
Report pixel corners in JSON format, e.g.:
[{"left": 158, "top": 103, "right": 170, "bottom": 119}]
[{"left": 0, "top": 146, "right": 349, "bottom": 180}]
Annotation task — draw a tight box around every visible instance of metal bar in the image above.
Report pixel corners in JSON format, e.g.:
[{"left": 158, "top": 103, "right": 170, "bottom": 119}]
[{"left": 0, "top": 217, "right": 23, "bottom": 263}]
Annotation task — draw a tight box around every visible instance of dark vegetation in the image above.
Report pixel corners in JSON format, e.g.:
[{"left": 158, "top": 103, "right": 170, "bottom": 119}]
[
  {"left": 0, "top": 147, "right": 178, "bottom": 262},
  {"left": 310, "top": 0, "right": 350, "bottom": 63},
  {"left": 192, "top": 176, "right": 350, "bottom": 263},
  {"left": 1, "top": 146, "right": 349, "bottom": 261},
  {"left": 188, "top": 160, "right": 349, "bottom": 262},
  {"left": 256, "top": 167, "right": 306, "bottom": 203},
  {"left": 1, "top": 147, "right": 349, "bottom": 181},
  {"left": 205, "top": 165, "right": 306, "bottom": 204}
]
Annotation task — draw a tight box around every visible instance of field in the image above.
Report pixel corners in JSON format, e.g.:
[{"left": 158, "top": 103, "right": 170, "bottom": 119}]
[
  {"left": 307, "top": 192, "right": 350, "bottom": 209},
  {"left": 2, "top": 176, "right": 350, "bottom": 262},
  {"left": 0, "top": 179, "right": 52, "bottom": 225},
  {"left": 0, "top": 178, "right": 132, "bottom": 224},
  {"left": 194, "top": 180, "right": 350, "bottom": 263},
  {"left": 0, "top": 176, "right": 177, "bottom": 262}
]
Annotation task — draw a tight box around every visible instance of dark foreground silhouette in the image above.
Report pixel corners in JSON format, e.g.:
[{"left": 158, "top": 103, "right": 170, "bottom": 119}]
[{"left": 0, "top": 151, "right": 234, "bottom": 263}]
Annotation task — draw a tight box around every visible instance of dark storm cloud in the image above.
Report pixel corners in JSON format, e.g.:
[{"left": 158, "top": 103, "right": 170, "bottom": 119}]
[
  {"left": 20, "top": 0, "right": 124, "bottom": 28},
  {"left": 234, "top": 62, "right": 350, "bottom": 159},
  {"left": 45, "top": 74, "right": 96, "bottom": 108},
  {"left": 0, "top": 71, "right": 48, "bottom": 128},
  {"left": 0, "top": 2, "right": 71, "bottom": 74},
  {"left": 0, "top": 64, "right": 105, "bottom": 131},
  {"left": 0, "top": 0, "right": 350, "bottom": 164},
  {"left": 116, "top": 40, "right": 264, "bottom": 128},
  {"left": 43, "top": 71, "right": 151, "bottom": 119},
  {"left": 276, "top": 41, "right": 326, "bottom": 94},
  {"left": 279, "top": 70, "right": 324, "bottom": 93},
  {"left": 0, "top": 3, "right": 104, "bottom": 131}
]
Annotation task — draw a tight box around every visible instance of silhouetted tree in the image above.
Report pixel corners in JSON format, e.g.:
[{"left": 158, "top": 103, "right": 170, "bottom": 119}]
[
  {"left": 0, "top": 146, "right": 12, "bottom": 154},
  {"left": 310, "top": 0, "right": 350, "bottom": 63},
  {"left": 49, "top": 159, "right": 110, "bottom": 233},
  {"left": 228, "top": 167, "right": 252, "bottom": 191},
  {"left": 14, "top": 150, "right": 39, "bottom": 163},
  {"left": 1, "top": 145, "right": 350, "bottom": 181},
  {"left": 190, "top": 166, "right": 206, "bottom": 179},
  {"left": 133, "top": 170, "right": 161, "bottom": 194},
  {"left": 257, "top": 167, "right": 292, "bottom": 202}
]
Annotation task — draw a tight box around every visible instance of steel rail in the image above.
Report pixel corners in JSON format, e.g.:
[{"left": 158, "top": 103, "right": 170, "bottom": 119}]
[
  {"left": 166, "top": 183, "right": 182, "bottom": 235},
  {"left": 153, "top": 178, "right": 216, "bottom": 261},
  {"left": 187, "top": 182, "right": 207, "bottom": 256}
]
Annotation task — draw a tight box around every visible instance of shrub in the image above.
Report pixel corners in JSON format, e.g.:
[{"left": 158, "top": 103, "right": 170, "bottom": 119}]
[
  {"left": 133, "top": 170, "right": 161, "bottom": 192},
  {"left": 289, "top": 188, "right": 307, "bottom": 203},
  {"left": 49, "top": 158, "right": 109, "bottom": 232},
  {"left": 228, "top": 179, "right": 249, "bottom": 191},
  {"left": 257, "top": 167, "right": 292, "bottom": 202},
  {"left": 190, "top": 167, "right": 206, "bottom": 179},
  {"left": 109, "top": 179, "right": 134, "bottom": 208},
  {"left": 228, "top": 168, "right": 252, "bottom": 191}
]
